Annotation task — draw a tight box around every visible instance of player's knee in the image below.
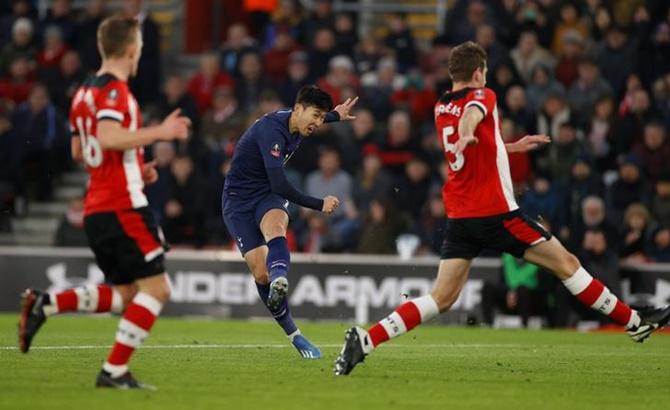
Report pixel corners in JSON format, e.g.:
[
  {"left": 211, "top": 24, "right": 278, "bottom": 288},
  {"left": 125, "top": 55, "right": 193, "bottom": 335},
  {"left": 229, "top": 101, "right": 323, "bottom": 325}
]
[
  {"left": 557, "top": 252, "right": 581, "bottom": 279},
  {"left": 264, "top": 225, "right": 286, "bottom": 241}
]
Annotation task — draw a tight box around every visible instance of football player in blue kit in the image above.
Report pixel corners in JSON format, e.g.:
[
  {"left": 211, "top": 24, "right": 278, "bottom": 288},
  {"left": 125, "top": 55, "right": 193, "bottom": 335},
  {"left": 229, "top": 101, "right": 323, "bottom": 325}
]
[{"left": 223, "top": 85, "right": 357, "bottom": 358}]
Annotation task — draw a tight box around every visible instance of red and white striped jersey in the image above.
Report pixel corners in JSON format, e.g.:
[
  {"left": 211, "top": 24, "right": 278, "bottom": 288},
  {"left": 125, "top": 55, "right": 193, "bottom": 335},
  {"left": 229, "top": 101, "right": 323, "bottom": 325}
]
[
  {"left": 69, "top": 74, "right": 145, "bottom": 216},
  {"left": 434, "top": 87, "right": 518, "bottom": 218}
]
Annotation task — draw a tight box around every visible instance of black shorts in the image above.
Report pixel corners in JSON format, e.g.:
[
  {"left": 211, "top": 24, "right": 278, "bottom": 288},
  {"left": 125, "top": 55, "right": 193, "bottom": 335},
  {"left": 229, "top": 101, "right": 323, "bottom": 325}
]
[
  {"left": 440, "top": 210, "right": 552, "bottom": 260},
  {"left": 84, "top": 207, "right": 167, "bottom": 285}
]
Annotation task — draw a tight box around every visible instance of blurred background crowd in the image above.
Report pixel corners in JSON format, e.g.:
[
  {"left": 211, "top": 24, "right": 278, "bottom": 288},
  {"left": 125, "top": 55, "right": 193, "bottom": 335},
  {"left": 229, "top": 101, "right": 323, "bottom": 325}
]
[{"left": 0, "top": 0, "right": 670, "bottom": 324}]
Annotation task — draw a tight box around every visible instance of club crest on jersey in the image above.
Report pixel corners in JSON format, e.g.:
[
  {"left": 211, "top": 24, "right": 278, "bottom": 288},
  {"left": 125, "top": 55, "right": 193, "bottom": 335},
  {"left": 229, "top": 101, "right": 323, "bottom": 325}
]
[
  {"left": 474, "top": 89, "right": 485, "bottom": 99},
  {"left": 105, "top": 89, "right": 119, "bottom": 105},
  {"left": 270, "top": 143, "right": 281, "bottom": 157}
]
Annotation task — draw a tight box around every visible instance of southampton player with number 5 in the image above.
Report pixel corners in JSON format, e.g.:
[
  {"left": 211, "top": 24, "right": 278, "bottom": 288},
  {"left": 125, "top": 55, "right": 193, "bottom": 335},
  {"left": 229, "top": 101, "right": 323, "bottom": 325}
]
[
  {"left": 18, "top": 16, "right": 190, "bottom": 389},
  {"left": 335, "top": 41, "right": 670, "bottom": 376}
]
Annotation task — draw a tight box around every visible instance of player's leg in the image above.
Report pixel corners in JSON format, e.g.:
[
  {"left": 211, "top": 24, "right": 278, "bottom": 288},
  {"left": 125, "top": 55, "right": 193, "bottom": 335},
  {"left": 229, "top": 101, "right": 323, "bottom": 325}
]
[
  {"left": 98, "top": 273, "right": 170, "bottom": 389},
  {"left": 259, "top": 208, "right": 291, "bottom": 310},
  {"left": 524, "top": 237, "right": 670, "bottom": 342},
  {"left": 334, "top": 258, "right": 472, "bottom": 375}
]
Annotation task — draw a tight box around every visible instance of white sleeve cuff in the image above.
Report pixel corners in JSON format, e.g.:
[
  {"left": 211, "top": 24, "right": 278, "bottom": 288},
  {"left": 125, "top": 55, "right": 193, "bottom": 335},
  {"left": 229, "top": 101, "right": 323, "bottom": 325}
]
[
  {"left": 96, "top": 109, "right": 124, "bottom": 122},
  {"left": 465, "top": 100, "right": 487, "bottom": 117}
]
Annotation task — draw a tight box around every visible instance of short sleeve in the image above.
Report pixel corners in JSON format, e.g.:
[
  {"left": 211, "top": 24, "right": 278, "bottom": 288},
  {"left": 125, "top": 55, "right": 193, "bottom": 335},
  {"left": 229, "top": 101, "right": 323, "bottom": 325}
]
[
  {"left": 464, "top": 88, "right": 496, "bottom": 118},
  {"left": 258, "top": 127, "right": 286, "bottom": 169},
  {"left": 95, "top": 82, "right": 129, "bottom": 122}
]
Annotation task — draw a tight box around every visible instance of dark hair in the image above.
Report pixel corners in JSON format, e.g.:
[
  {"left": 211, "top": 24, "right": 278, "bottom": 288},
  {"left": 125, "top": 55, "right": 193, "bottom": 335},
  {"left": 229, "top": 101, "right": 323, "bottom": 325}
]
[
  {"left": 97, "top": 15, "right": 139, "bottom": 59},
  {"left": 448, "top": 41, "right": 487, "bottom": 82},
  {"left": 295, "top": 85, "right": 333, "bottom": 112}
]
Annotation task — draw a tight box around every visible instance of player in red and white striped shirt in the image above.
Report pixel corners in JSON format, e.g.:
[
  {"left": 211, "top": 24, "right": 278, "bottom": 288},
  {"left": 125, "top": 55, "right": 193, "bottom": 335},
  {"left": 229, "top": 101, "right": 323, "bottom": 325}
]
[
  {"left": 335, "top": 41, "right": 670, "bottom": 376},
  {"left": 18, "top": 16, "right": 190, "bottom": 389}
]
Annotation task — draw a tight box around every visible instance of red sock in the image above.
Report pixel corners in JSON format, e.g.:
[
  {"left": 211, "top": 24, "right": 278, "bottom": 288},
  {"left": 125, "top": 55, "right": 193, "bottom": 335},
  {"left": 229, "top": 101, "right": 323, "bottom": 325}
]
[
  {"left": 563, "top": 267, "right": 640, "bottom": 328},
  {"left": 48, "top": 284, "right": 121, "bottom": 315},
  {"left": 103, "top": 293, "right": 163, "bottom": 377},
  {"left": 368, "top": 295, "right": 439, "bottom": 347}
]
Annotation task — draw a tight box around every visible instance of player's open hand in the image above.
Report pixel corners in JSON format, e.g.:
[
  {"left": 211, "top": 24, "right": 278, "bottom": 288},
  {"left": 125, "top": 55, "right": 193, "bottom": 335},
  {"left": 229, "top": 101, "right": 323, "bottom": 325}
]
[
  {"left": 161, "top": 109, "right": 191, "bottom": 140},
  {"left": 142, "top": 160, "right": 159, "bottom": 185},
  {"left": 333, "top": 97, "right": 359, "bottom": 121},
  {"left": 322, "top": 195, "right": 340, "bottom": 214},
  {"left": 509, "top": 134, "right": 551, "bottom": 153},
  {"left": 454, "top": 135, "right": 478, "bottom": 155}
]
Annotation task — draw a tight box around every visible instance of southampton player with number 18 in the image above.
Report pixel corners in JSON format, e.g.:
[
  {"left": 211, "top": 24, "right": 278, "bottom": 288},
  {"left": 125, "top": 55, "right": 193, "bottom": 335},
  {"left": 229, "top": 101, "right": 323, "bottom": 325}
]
[
  {"left": 335, "top": 41, "right": 670, "bottom": 375},
  {"left": 18, "top": 16, "right": 191, "bottom": 389}
]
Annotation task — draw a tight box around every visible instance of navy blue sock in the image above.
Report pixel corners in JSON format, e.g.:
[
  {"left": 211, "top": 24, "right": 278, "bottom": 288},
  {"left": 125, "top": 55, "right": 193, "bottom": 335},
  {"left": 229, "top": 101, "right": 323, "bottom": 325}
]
[
  {"left": 266, "top": 237, "right": 290, "bottom": 282},
  {"left": 255, "top": 281, "right": 298, "bottom": 335}
]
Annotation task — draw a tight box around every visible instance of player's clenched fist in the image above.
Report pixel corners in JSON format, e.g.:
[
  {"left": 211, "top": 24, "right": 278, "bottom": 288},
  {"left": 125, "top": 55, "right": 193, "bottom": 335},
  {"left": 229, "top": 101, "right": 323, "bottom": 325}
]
[{"left": 322, "top": 195, "right": 340, "bottom": 214}]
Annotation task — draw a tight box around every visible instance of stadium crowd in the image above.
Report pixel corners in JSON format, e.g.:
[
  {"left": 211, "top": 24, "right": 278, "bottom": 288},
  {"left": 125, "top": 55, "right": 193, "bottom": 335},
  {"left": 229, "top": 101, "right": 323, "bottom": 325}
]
[{"left": 1, "top": 0, "right": 669, "bottom": 282}]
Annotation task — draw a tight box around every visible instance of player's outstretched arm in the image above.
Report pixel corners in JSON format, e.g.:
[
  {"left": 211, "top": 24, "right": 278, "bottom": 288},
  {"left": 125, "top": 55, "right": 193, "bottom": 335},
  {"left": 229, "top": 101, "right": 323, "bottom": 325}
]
[
  {"left": 97, "top": 109, "right": 191, "bottom": 150},
  {"left": 266, "top": 167, "right": 325, "bottom": 211},
  {"left": 455, "top": 106, "right": 484, "bottom": 155},
  {"left": 71, "top": 136, "right": 83, "bottom": 162},
  {"left": 505, "top": 134, "right": 551, "bottom": 153}
]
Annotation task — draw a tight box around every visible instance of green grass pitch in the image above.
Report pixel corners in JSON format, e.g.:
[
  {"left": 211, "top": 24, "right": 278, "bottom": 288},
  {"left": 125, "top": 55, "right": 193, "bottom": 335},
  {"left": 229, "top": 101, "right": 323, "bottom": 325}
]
[{"left": 1, "top": 314, "right": 669, "bottom": 410}]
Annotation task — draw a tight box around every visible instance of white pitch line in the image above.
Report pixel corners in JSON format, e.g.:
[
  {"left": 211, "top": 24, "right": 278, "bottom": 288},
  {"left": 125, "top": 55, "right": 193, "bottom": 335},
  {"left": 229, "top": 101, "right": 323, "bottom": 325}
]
[{"left": 0, "top": 343, "right": 524, "bottom": 351}]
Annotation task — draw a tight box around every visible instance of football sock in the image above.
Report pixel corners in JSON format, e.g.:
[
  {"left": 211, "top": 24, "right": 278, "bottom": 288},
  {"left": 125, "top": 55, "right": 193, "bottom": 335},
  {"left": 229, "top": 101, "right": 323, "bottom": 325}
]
[
  {"left": 562, "top": 267, "right": 640, "bottom": 328},
  {"left": 43, "top": 284, "right": 123, "bottom": 316},
  {"left": 103, "top": 292, "right": 162, "bottom": 377},
  {"left": 266, "top": 237, "right": 290, "bottom": 282},
  {"left": 255, "top": 281, "right": 298, "bottom": 335},
  {"left": 366, "top": 295, "right": 439, "bottom": 351}
]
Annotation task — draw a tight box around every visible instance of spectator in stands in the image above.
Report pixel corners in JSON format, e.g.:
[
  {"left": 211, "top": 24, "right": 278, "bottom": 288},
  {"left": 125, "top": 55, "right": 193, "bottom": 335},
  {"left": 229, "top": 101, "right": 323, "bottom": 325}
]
[
  {"left": 201, "top": 86, "right": 244, "bottom": 154},
  {"left": 188, "top": 52, "right": 234, "bottom": 115},
  {"left": 613, "top": 88, "right": 656, "bottom": 156},
  {"left": 567, "top": 58, "right": 613, "bottom": 127},
  {"left": 0, "top": 0, "right": 35, "bottom": 47},
  {"left": 651, "top": 73, "right": 670, "bottom": 125},
  {"left": 475, "top": 23, "right": 509, "bottom": 74},
  {"left": 546, "top": 121, "right": 585, "bottom": 180},
  {"left": 357, "top": 198, "right": 408, "bottom": 254},
  {"left": 360, "top": 57, "right": 402, "bottom": 121},
  {"left": 304, "top": 0, "right": 335, "bottom": 42},
  {"left": 37, "top": 26, "right": 68, "bottom": 69},
  {"left": 375, "top": 110, "right": 420, "bottom": 176},
  {"left": 607, "top": 154, "right": 648, "bottom": 223},
  {"left": 443, "top": 0, "right": 487, "bottom": 45},
  {"left": 0, "top": 56, "right": 33, "bottom": 106},
  {"left": 145, "top": 141, "right": 175, "bottom": 224},
  {"left": 648, "top": 226, "right": 670, "bottom": 262},
  {"left": 163, "top": 155, "right": 205, "bottom": 246},
  {"left": 641, "top": 22, "right": 670, "bottom": 86},
  {"left": 551, "top": 1, "right": 589, "bottom": 56},
  {"left": 488, "top": 61, "right": 521, "bottom": 100},
  {"left": 589, "top": 5, "right": 612, "bottom": 41},
  {"left": 300, "top": 210, "right": 337, "bottom": 253},
  {"left": 384, "top": 13, "right": 416, "bottom": 73},
  {"left": 158, "top": 74, "right": 200, "bottom": 135},
  {"left": 414, "top": 193, "right": 447, "bottom": 255},
  {"left": 560, "top": 155, "right": 604, "bottom": 229},
  {"left": 53, "top": 197, "right": 88, "bottom": 247},
  {"left": 569, "top": 195, "right": 619, "bottom": 253},
  {"left": 520, "top": 173, "right": 561, "bottom": 232},
  {"left": 503, "top": 85, "right": 535, "bottom": 133},
  {"left": 277, "top": 51, "right": 312, "bottom": 105},
  {"left": 12, "top": 84, "right": 68, "bottom": 201},
  {"left": 525, "top": 64, "right": 565, "bottom": 114},
  {"left": 307, "top": 27, "right": 336, "bottom": 79},
  {"left": 0, "top": 17, "right": 36, "bottom": 74},
  {"left": 651, "top": 172, "right": 670, "bottom": 227},
  {"left": 554, "top": 31, "right": 583, "bottom": 89},
  {"left": 585, "top": 95, "right": 616, "bottom": 172},
  {"left": 41, "top": 0, "right": 76, "bottom": 45},
  {"left": 392, "top": 157, "right": 431, "bottom": 220},
  {"left": 579, "top": 229, "right": 622, "bottom": 322},
  {"left": 263, "top": 26, "right": 301, "bottom": 83},
  {"left": 234, "top": 51, "right": 271, "bottom": 114},
  {"left": 353, "top": 33, "right": 385, "bottom": 75},
  {"left": 596, "top": 25, "right": 636, "bottom": 98},
  {"left": 75, "top": 0, "right": 106, "bottom": 72},
  {"left": 39, "top": 50, "right": 85, "bottom": 113},
  {"left": 481, "top": 254, "right": 550, "bottom": 328},
  {"left": 620, "top": 203, "right": 653, "bottom": 263},
  {"left": 263, "top": 0, "right": 305, "bottom": 49},
  {"left": 318, "top": 55, "right": 359, "bottom": 107},
  {"left": 125, "top": 0, "right": 161, "bottom": 105},
  {"left": 391, "top": 71, "right": 437, "bottom": 125},
  {"left": 0, "top": 106, "right": 18, "bottom": 229},
  {"left": 511, "top": 30, "right": 555, "bottom": 85},
  {"left": 333, "top": 13, "right": 357, "bottom": 58},
  {"left": 352, "top": 151, "right": 392, "bottom": 213},
  {"left": 332, "top": 107, "right": 381, "bottom": 175},
  {"left": 632, "top": 122, "right": 670, "bottom": 183}
]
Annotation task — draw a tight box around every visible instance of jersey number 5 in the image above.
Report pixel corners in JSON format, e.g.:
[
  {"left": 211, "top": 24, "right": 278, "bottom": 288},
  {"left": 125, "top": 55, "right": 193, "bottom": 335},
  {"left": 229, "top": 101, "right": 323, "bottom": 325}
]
[
  {"left": 442, "top": 126, "right": 464, "bottom": 171},
  {"left": 75, "top": 116, "right": 103, "bottom": 168}
]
